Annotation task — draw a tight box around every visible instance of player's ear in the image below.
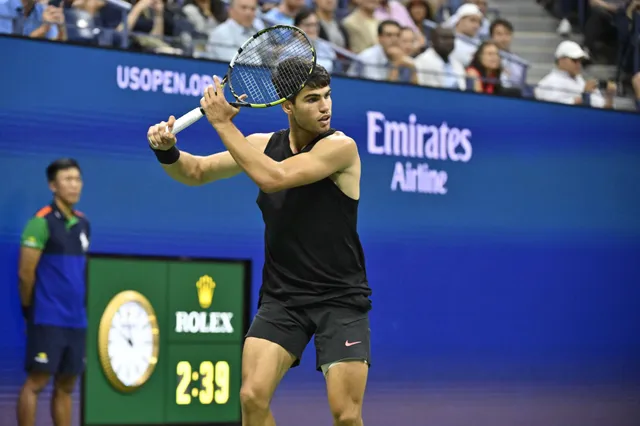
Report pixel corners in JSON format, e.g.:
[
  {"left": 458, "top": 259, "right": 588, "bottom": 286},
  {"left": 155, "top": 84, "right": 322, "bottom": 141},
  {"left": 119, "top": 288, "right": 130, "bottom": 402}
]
[{"left": 281, "top": 100, "right": 294, "bottom": 116}]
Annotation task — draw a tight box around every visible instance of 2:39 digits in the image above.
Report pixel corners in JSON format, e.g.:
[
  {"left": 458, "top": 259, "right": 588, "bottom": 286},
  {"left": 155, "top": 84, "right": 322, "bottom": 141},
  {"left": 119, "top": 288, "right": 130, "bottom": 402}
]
[{"left": 176, "top": 361, "right": 230, "bottom": 405}]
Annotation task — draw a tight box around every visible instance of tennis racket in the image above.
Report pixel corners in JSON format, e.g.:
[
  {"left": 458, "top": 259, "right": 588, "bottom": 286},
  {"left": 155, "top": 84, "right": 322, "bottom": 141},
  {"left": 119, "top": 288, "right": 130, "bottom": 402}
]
[{"left": 168, "top": 25, "right": 317, "bottom": 135}]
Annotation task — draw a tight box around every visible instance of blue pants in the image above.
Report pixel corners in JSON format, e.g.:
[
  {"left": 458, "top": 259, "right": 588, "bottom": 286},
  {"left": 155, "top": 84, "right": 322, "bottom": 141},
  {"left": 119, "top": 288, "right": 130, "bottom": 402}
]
[{"left": 25, "top": 324, "right": 86, "bottom": 376}]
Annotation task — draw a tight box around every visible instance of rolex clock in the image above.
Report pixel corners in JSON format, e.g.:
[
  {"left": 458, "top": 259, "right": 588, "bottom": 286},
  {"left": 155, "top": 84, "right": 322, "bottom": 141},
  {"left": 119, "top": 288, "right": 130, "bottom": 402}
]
[
  {"left": 97, "top": 290, "right": 160, "bottom": 393},
  {"left": 84, "top": 255, "right": 248, "bottom": 426}
]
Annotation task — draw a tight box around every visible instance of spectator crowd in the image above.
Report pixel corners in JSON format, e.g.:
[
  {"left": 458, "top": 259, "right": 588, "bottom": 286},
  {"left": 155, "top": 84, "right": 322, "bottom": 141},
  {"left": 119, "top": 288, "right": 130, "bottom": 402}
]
[{"left": 2, "top": 0, "right": 639, "bottom": 110}]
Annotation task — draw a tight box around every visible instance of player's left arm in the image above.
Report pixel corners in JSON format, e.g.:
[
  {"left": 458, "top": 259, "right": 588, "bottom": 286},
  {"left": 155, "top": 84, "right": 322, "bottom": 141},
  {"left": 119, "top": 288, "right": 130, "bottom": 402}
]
[{"left": 215, "top": 122, "right": 357, "bottom": 193}]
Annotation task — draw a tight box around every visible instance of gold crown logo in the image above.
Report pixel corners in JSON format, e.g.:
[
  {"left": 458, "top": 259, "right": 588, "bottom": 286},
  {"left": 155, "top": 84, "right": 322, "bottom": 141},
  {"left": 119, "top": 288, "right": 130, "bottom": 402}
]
[{"left": 196, "top": 275, "right": 216, "bottom": 309}]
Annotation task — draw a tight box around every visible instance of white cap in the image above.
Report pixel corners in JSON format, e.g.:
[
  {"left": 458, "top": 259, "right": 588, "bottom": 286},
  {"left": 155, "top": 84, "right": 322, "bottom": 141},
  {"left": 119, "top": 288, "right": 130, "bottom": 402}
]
[
  {"left": 555, "top": 40, "right": 589, "bottom": 60},
  {"left": 455, "top": 3, "right": 483, "bottom": 19}
]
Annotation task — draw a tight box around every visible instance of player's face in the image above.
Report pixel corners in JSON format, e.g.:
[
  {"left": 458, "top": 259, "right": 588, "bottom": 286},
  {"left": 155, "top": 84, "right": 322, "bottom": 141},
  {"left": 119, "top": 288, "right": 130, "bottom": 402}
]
[
  {"left": 290, "top": 85, "right": 332, "bottom": 133},
  {"left": 50, "top": 168, "right": 83, "bottom": 206}
]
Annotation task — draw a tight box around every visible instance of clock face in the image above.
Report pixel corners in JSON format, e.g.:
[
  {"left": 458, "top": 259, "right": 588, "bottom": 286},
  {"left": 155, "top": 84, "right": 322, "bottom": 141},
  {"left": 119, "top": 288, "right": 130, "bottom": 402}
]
[
  {"left": 98, "top": 291, "right": 160, "bottom": 392},
  {"left": 107, "top": 301, "right": 157, "bottom": 387}
]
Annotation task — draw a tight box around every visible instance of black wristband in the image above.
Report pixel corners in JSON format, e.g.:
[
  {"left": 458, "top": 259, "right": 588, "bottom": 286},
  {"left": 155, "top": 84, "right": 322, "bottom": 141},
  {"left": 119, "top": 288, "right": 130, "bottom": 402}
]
[
  {"left": 151, "top": 145, "right": 180, "bottom": 165},
  {"left": 22, "top": 305, "right": 30, "bottom": 319}
]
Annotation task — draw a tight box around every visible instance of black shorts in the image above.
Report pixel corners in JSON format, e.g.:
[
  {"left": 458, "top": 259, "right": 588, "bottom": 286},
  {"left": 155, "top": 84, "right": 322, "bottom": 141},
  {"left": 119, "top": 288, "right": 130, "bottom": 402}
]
[
  {"left": 25, "top": 324, "right": 86, "bottom": 376},
  {"left": 245, "top": 300, "right": 371, "bottom": 372}
]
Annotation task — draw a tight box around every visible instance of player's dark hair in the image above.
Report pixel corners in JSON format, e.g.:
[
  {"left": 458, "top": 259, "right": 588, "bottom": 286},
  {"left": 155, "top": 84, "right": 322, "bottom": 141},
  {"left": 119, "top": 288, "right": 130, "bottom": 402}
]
[
  {"left": 378, "top": 20, "right": 401, "bottom": 36},
  {"left": 46, "top": 158, "right": 81, "bottom": 182},
  {"left": 272, "top": 57, "right": 330, "bottom": 104},
  {"left": 489, "top": 18, "right": 514, "bottom": 36}
]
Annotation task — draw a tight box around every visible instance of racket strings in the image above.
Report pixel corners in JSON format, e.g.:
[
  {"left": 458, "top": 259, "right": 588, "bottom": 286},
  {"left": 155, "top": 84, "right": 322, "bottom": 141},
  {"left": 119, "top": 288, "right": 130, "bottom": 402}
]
[{"left": 230, "top": 27, "right": 315, "bottom": 104}]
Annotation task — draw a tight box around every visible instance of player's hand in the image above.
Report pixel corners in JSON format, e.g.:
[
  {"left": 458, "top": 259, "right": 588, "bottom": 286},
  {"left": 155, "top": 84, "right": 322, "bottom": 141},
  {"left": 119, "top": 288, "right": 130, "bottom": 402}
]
[
  {"left": 201, "top": 75, "right": 241, "bottom": 127},
  {"left": 147, "top": 116, "right": 177, "bottom": 150}
]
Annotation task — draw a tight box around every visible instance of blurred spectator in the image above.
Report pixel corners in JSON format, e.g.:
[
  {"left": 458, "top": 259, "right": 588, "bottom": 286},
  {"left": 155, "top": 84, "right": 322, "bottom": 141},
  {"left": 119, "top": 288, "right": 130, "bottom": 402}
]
[
  {"left": 206, "top": 0, "right": 264, "bottom": 61},
  {"left": 0, "top": 0, "right": 21, "bottom": 34},
  {"left": 445, "top": 0, "right": 489, "bottom": 39},
  {"left": 120, "top": 0, "right": 165, "bottom": 37},
  {"left": 405, "top": 0, "right": 433, "bottom": 42},
  {"left": 556, "top": 0, "right": 575, "bottom": 36},
  {"left": 414, "top": 25, "right": 466, "bottom": 89},
  {"left": 399, "top": 25, "right": 418, "bottom": 56},
  {"left": 314, "top": 0, "right": 350, "bottom": 50},
  {"left": 582, "top": 0, "right": 624, "bottom": 62},
  {"left": 489, "top": 18, "right": 511, "bottom": 52},
  {"left": 617, "top": 0, "right": 640, "bottom": 73},
  {"left": 489, "top": 18, "right": 523, "bottom": 87},
  {"left": 294, "top": 8, "right": 337, "bottom": 72},
  {"left": 466, "top": 0, "right": 489, "bottom": 38},
  {"left": 348, "top": 19, "right": 417, "bottom": 82},
  {"left": 65, "top": 0, "right": 106, "bottom": 44},
  {"left": 263, "top": 0, "right": 304, "bottom": 24},
  {"left": 535, "top": 40, "right": 616, "bottom": 108},
  {"left": 14, "top": 0, "right": 67, "bottom": 40},
  {"left": 466, "top": 40, "right": 501, "bottom": 94},
  {"left": 374, "top": 0, "right": 426, "bottom": 49},
  {"left": 182, "top": 0, "right": 227, "bottom": 36},
  {"left": 633, "top": 72, "right": 640, "bottom": 111},
  {"left": 342, "top": 0, "right": 380, "bottom": 53},
  {"left": 449, "top": 3, "right": 482, "bottom": 66}
]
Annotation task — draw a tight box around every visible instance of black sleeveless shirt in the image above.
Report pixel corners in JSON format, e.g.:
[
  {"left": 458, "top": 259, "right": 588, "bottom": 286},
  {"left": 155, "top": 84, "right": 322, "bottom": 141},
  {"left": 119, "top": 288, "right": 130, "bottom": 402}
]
[{"left": 256, "top": 129, "right": 372, "bottom": 311}]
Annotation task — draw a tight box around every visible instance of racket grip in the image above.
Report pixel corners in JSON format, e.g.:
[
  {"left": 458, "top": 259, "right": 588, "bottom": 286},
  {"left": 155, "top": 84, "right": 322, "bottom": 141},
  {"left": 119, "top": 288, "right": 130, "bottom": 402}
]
[{"left": 168, "top": 107, "right": 205, "bottom": 134}]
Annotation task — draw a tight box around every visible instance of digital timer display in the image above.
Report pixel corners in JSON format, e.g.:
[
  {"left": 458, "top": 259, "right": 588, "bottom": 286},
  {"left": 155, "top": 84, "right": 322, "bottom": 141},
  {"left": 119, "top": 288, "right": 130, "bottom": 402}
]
[
  {"left": 165, "top": 344, "right": 241, "bottom": 422},
  {"left": 176, "top": 360, "right": 230, "bottom": 405},
  {"left": 83, "top": 255, "right": 249, "bottom": 426}
]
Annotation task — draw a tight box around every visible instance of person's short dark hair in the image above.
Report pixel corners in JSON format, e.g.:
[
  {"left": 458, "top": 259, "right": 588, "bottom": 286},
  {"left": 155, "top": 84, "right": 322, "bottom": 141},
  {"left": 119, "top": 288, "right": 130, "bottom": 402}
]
[
  {"left": 272, "top": 57, "right": 331, "bottom": 103},
  {"left": 489, "top": 18, "right": 514, "bottom": 36},
  {"left": 294, "top": 7, "right": 315, "bottom": 27},
  {"left": 378, "top": 20, "right": 401, "bottom": 36},
  {"left": 46, "top": 158, "right": 81, "bottom": 182}
]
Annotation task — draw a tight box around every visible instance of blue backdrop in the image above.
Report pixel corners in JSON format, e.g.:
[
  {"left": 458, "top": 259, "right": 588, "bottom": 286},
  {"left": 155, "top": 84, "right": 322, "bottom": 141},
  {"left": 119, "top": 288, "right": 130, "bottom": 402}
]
[{"left": 1, "top": 36, "right": 640, "bottom": 424}]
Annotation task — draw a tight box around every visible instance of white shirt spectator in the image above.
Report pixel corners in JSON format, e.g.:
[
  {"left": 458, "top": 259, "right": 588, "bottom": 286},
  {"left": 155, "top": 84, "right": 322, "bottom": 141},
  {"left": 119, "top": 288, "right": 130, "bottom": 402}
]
[
  {"left": 414, "top": 47, "right": 467, "bottom": 90},
  {"left": 445, "top": 12, "right": 489, "bottom": 40},
  {"left": 535, "top": 41, "right": 607, "bottom": 108},
  {"left": 347, "top": 44, "right": 389, "bottom": 81},
  {"left": 450, "top": 37, "right": 478, "bottom": 67},
  {"left": 206, "top": 17, "right": 265, "bottom": 62},
  {"left": 535, "top": 68, "right": 606, "bottom": 108},
  {"left": 447, "top": 4, "right": 483, "bottom": 66}
]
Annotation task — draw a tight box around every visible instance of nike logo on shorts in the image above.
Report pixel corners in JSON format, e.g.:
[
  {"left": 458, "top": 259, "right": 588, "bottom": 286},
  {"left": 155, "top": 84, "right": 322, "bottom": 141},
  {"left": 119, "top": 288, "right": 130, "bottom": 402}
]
[{"left": 345, "top": 340, "right": 361, "bottom": 347}]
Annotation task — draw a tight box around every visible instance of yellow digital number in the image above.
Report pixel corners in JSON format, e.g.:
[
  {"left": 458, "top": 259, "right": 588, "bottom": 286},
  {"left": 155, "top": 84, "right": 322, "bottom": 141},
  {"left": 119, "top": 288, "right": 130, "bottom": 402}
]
[
  {"left": 199, "top": 361, "right": 214, "bottom": 405},
  {"left": 176, "top": 361, "right": 192, "bottom": 405},
  {"left": 214, "top": 361, "right": 230, "bottom": 404}
]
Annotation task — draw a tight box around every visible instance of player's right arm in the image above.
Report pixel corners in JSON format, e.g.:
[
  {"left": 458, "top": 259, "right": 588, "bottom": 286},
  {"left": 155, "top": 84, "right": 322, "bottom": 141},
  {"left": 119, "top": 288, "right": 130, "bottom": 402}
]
[
  {"left": 18, "top": 216, "right": 48, "bottom": 312},
  {"left": 147, "top": 116, "right": 270, "bottom": 186}
]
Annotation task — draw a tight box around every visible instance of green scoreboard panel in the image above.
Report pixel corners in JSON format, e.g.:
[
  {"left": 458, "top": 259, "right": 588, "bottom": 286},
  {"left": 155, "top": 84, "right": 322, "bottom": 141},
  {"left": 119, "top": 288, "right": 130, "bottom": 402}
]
[{"left": 82, "top": 254, "right": 251, "bottom": 426}]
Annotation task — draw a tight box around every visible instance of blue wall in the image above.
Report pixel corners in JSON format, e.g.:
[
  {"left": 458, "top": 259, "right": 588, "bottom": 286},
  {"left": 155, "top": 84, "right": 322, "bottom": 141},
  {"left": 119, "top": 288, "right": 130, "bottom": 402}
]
[{"left": 1, "top": 36, "right": 639, "bottom": 401}]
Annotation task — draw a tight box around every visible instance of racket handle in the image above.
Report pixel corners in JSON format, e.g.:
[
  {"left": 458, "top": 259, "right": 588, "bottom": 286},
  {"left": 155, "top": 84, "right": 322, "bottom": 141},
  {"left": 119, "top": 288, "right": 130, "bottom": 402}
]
[{"left": 168, "top": 107, "right": 205, "bottom": 134}]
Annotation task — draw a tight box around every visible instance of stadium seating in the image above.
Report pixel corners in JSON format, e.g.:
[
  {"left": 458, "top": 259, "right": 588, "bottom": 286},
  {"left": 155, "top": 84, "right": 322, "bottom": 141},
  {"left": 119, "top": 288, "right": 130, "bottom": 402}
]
[{"left": 2, "top": 0, "right": 639, "bottom": 111}]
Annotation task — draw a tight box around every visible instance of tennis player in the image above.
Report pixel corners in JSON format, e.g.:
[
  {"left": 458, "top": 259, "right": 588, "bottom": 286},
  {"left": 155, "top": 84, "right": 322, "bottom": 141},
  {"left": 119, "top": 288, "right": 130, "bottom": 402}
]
[{"left": 147, "top": 63, "right": 372, "bottom": 426}]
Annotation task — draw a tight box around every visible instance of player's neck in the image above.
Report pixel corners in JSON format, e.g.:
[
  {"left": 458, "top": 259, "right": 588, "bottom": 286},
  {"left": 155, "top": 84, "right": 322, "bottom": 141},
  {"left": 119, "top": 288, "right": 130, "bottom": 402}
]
[
  {"left": 54, "top": 197, "right": 75, "bottom": 219},
  {"left": 289, "top": 125, "right": 320, "bottom": 154}
]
